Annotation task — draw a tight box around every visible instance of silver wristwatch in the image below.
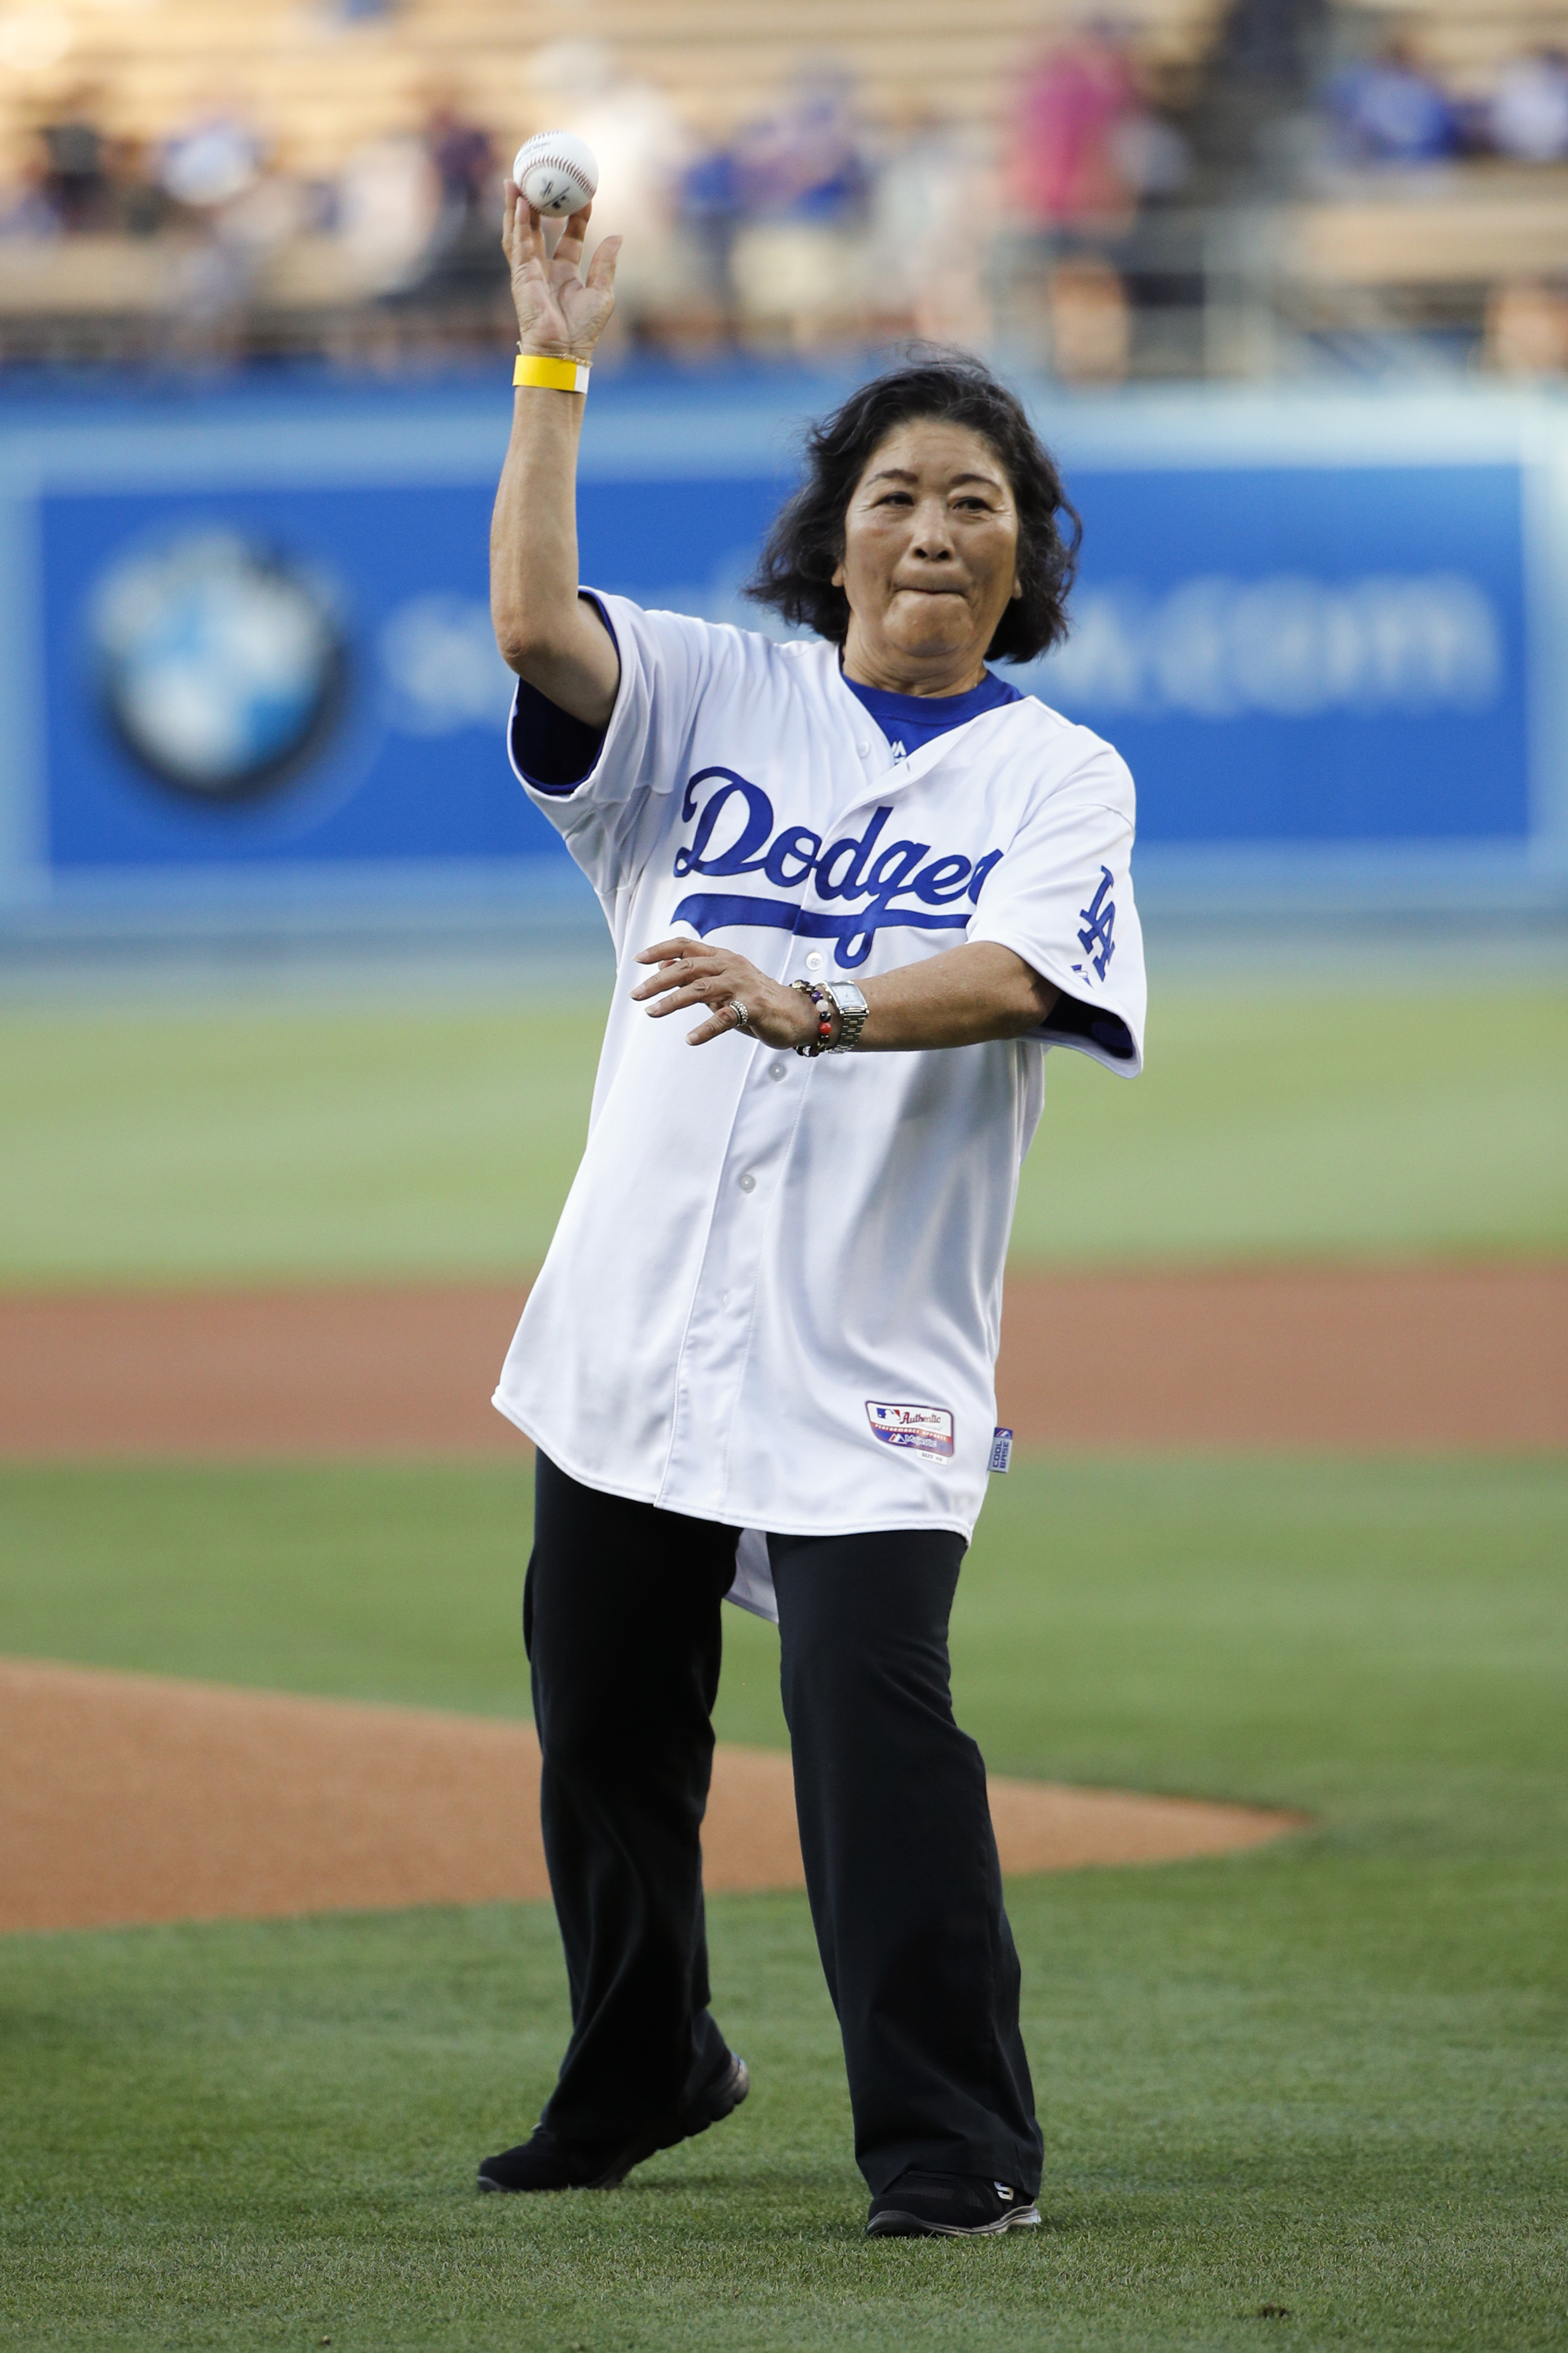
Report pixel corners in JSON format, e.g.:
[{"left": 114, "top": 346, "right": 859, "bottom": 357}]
[{"left": 821, "top": 979, "right": 869, "bottom": 1052}]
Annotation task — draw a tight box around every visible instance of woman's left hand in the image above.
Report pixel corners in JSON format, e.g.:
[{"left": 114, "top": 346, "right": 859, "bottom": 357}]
[{"left": 632, "top": 937, "right": 819, "bottom": 1049}]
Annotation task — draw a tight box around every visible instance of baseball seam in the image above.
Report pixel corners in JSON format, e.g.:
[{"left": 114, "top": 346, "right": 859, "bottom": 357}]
[{"left": 521, "top": 153, "right": 595, "bottom": 187}]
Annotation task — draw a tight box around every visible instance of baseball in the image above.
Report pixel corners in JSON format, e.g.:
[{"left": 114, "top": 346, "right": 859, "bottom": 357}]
[{"left": 512, "top": 131, "right": 598, "bottom": 218}]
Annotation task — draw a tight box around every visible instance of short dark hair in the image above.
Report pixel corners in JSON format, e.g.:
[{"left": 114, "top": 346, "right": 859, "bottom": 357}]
[{"left": 744, "top": 354, "right": 1080, "bottom": 664}]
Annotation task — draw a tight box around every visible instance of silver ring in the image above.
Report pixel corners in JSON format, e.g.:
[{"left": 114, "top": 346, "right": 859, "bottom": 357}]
[{"left": 725, "top": 1000, "right": 752, "bottom": 1035}]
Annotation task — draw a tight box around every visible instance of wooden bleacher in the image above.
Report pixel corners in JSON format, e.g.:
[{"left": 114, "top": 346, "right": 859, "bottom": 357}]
[{"left": 1290, "top": 165, "right": 1568, "bottom": 291}]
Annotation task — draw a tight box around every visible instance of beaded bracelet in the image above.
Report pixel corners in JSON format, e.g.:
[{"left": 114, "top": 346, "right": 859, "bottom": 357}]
[{"left": 790, "top": 979, "right": 838, "bottom": 1058}]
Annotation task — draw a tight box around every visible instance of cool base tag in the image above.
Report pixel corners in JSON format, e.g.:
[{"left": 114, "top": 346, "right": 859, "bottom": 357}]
[{"left": 989, "top": 1427, "right": 1013, "bottom": 1474}]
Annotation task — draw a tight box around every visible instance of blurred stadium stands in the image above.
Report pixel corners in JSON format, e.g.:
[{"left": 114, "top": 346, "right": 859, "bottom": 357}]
[
  {"left": 0, "top": 0, "right": 1563, "bottom": 374},
  {"left": 0, "top": 0, "right": 1565, "bottom": 974}
]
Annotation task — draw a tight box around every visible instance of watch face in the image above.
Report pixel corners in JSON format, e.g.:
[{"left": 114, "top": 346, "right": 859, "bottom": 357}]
[{"left": 825, "top": 979, "right": 868, "bottom": 1049}]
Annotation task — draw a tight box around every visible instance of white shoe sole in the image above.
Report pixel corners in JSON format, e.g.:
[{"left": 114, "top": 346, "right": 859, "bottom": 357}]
[{"left": 867, "top": 2202, "right": 1042, "bottom": 2238}]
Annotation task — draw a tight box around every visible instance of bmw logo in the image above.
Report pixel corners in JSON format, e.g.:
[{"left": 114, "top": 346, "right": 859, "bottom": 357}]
[{"left": 91, "top": 529, "right": 347, "bottom": 804}]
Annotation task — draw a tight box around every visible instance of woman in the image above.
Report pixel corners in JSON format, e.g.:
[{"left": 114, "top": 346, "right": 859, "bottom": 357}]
[{"left": 479, "top": 186, "right": 1145, "bottom": 2238}]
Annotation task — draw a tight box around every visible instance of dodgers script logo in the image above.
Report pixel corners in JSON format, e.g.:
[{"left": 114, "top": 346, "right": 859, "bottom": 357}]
[{"left": 671, "top": 769, "right": 1003, "bottom": 970}]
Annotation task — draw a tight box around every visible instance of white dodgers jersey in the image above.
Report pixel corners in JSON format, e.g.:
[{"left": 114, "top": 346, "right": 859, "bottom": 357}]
[{"left": 493, "top": 595, "right": 1146, "bottom": 1617}]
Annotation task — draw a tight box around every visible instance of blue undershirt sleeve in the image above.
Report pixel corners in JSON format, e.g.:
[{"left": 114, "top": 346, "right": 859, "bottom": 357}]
[
  {"left": 510, "top": 681, "right": 609, "bottom": 794},
  {"left": 506, "top": 592, "right": 617, "bottom": 795},
  {"left": 1039, "top": 992, "right": 1136, "bottom": 1061}
]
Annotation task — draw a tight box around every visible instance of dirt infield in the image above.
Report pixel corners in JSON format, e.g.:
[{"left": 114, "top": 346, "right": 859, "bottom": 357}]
[
  {"left": 1, "top": 1263, "right": 1563, "bottom": 1456},
  {"left": 0, "top": 1659, "right": 1305, "bottom": 1935}
]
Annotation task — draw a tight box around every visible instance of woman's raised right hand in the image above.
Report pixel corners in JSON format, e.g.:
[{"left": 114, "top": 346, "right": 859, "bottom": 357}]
[{"left": 502, "top": 181, "right": 620, "bottom": 366}]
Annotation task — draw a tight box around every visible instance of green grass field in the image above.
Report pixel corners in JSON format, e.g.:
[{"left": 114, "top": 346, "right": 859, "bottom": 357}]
[
  {"left": 3, "top": 974, "right": 1563, "bottom": 2346},
  {"left": 2, "top": 982, "right": 1564, "bottom": 1286},
  {"left": 3, "top": 1455, "right": 1566, "bottom": 2351}
]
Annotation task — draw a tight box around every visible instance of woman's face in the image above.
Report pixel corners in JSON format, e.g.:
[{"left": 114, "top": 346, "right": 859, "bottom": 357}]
[{"left": 833, "top": 419, "right": 1021, "bottom": 688}]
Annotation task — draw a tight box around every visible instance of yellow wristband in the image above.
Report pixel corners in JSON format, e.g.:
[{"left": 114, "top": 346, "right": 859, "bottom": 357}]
[{"left": 513, "top": 353, "right": 590, "bottom": 394}]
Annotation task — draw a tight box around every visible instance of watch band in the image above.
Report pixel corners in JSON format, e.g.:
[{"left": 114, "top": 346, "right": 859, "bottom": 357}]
[{"left": 821, "top": 980, "right": 869, "bottom": 1052}]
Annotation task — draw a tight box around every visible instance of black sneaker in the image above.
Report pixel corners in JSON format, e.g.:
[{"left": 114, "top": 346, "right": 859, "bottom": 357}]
[
  {"left": 477, "top": 2050, "right": 749, "bottom": 2193},
  {"left": 865, "top": 2171, "right": 1042, "bottom": 2238}
]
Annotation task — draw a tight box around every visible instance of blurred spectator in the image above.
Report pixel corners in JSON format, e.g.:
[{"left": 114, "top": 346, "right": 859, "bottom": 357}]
[
  {"left": 426, "top": 94, "right": 494, "bottom": 244},
  {"left": 864, "top": 112, "right": 996, "bottom": 346},
  {"left": 1109, "top": 110, "right": 1191, "bottom": 206},
  {"left": 39, "top": 97, "right": 110, "bottom": 230},
  {"left": 1047, "top": 255, "right": 1131, "bottom": 380},
  {"left": 1325, "top": 41, "right": 1459, "bottom": 170},
  {"left": 218, "top": 162, "right": 310, "bottom": 261},
  {"left": 1214, "top": 0, "right": 1327, "bottom": 103},
  {"left": 1489, "top": 51, "right": 1568, "bottom": 165},
  {"left": 162, "top": 229, "right": 255, "bottom": 362},
  {"left": 162, "top": 104, "right": 265, "bottom": 212},
  {"left": 105, "top": 137, "right": 175, "bottom": 239},
  {"left": 726, "top": 64, "right": 873, "bottom": 349},
  {"left": 149, "top": 109, "right": 296, "bottom": 359},
  {"left": 1190, "top": 0, "right": 1328, "bottom": 194},
  {"left": 337, "top": 133, "right": 440, "bottom": 292},
  {"left": 413, "top": 91, "right": 504, "bottom": 309},
  {"left": 1004, "top": 27, "right": 1140, "bottom": 234},
  {"left": 0, "top": 146, "right": 62, "bottom": 240},
  {"left": 1484, "top": 278, "right": 1568, "bottom": 375},
  {"left": 997, "top": 28, "right": 1155, "bottom": 372},
  {"left": 159, "top": 176, "right": 301, "bottom": 363},
  {"left": 682, "top": 141, "right": 747, "bottom": 335},
  {"left": 528, "top": 41, "right": 693, "bottom": 344},
  {"left": 734, "top": 63, "right": 870, "bottom": 225}
]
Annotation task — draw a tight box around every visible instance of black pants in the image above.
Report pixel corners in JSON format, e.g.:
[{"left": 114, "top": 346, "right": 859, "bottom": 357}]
[{"left": 523, "top": 1452, "right": 1043, "bottom": 2198}]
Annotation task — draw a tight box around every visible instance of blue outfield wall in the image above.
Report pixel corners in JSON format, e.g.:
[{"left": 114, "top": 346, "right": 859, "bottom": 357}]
[{"left": 0, "top": 367, "right": 1565, "bottom": 923}]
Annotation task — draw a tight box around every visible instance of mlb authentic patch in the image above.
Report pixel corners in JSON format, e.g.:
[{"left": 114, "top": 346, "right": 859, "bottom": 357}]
[
  {"left": 865, "top": 1402, "right": 955, "bottom": 1459},
  {"left": 989, "top": 1427, "right": 1014, "bottom": 1473}
]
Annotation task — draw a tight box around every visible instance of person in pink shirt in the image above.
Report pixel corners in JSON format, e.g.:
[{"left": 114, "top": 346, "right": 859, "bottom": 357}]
[{"left": 1005, "top": 25, "right": 1140, "bottom": 233}]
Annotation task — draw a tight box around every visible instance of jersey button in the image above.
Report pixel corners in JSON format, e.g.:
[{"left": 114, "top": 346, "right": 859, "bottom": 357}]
[
  {"left": 805, "top": 951, "right": 825, "bottom": 972},
  {"left": 739, "top": 1173, "right": 757, "bottom": 1193},
  {"left": 856, "top": 739, "right": 870, "bottom": 757},
  {"left": 767, "top": 1061, "right": 786, "bottom": 1081}
]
